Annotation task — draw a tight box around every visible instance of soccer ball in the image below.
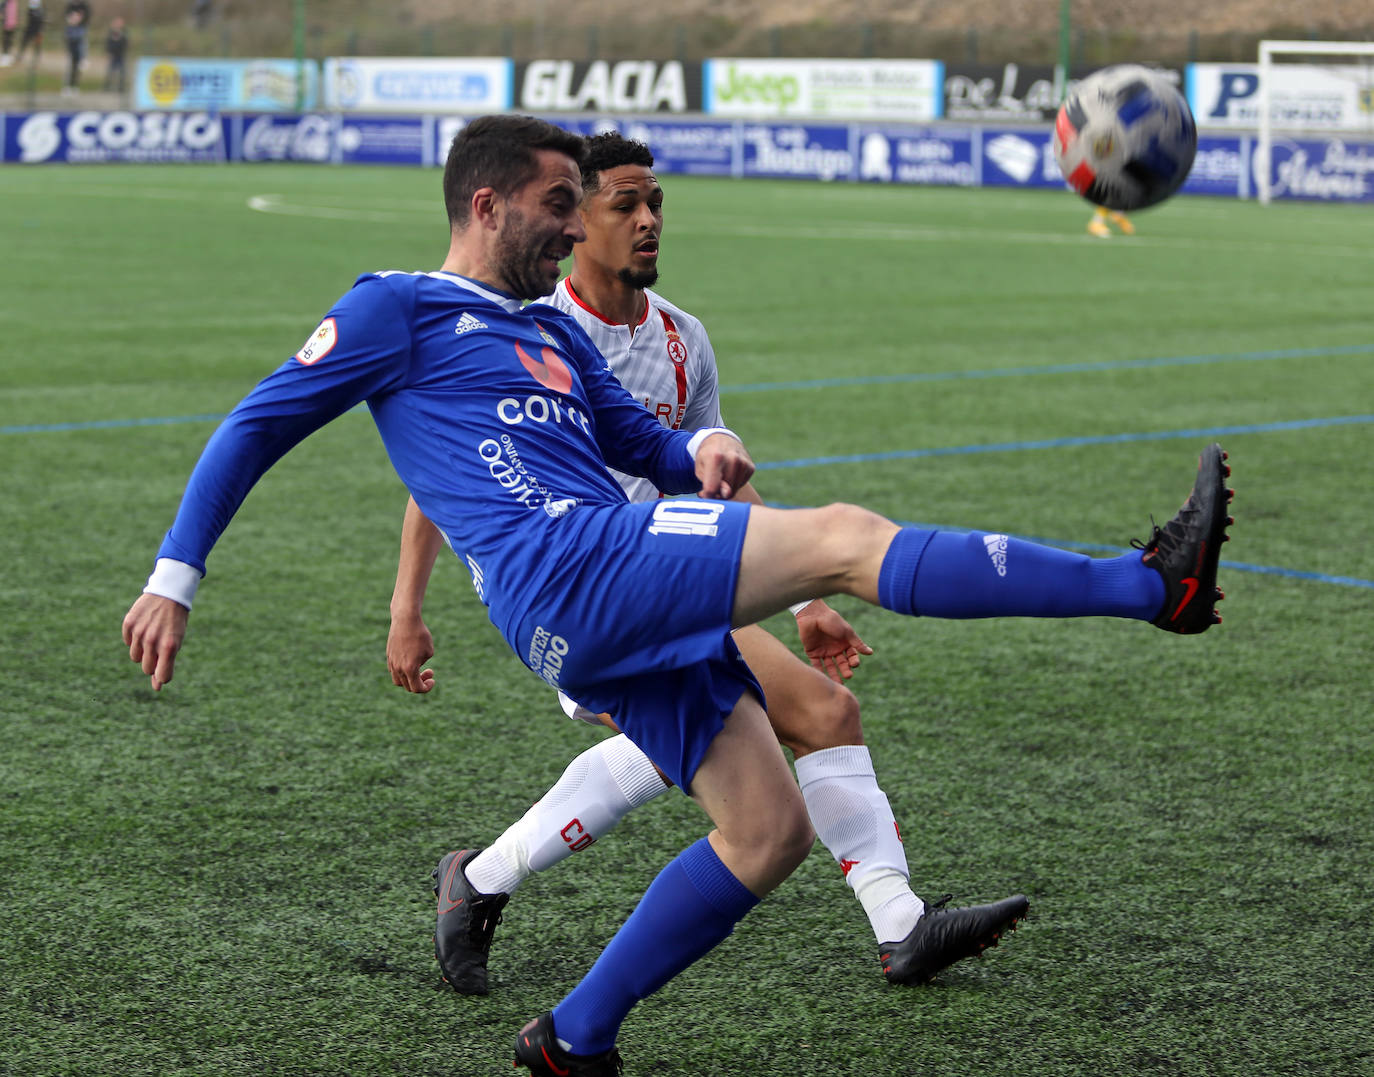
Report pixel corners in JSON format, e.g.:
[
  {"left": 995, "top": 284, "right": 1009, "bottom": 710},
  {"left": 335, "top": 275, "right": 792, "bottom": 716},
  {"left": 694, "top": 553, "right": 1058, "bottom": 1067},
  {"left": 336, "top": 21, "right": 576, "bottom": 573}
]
[{"left": 1053, "top": 65, "right": 1197, "bottom": 212}]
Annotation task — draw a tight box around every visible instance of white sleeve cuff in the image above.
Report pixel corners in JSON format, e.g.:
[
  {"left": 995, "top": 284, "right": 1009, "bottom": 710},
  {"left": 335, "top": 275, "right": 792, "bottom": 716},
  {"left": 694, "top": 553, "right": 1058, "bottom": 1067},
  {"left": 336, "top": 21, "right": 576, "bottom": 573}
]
[
  {"left": 789, "top": 599, "right": 815, "bottom": 617},
  {"left": 686, "top": 426, "right": 741, "bottom": 460},
  {"left": 143, "top": 558, "right": 202, "bottom": 610}
]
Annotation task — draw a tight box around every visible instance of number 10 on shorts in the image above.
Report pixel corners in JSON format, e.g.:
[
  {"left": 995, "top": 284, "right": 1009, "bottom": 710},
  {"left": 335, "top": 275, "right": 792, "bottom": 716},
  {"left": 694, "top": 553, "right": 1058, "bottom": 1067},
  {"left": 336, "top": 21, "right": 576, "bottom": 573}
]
[{"left": 648, "top": 501, "right": 726, "bottom": 537}]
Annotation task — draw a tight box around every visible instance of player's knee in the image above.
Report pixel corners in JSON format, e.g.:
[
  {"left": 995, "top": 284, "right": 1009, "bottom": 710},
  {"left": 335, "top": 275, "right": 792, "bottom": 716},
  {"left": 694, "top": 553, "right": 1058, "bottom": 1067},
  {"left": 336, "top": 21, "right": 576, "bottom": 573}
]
[
  {"left": 782, "top": 681, "right": 862, "bottom": 754},
  {"left": 814, "top": 502, "right": 893, "bottom": 571},
  {"left": 819, "top": 684, "right": 863, "bottom": 747}
]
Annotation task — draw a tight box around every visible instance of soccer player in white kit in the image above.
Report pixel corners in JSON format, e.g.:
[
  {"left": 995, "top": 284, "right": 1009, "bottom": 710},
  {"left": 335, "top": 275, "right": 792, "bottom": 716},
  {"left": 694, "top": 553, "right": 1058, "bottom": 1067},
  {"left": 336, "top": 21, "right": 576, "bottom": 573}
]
[{"left": 387, "top": 132, "right": 1023, "bottom": 997}]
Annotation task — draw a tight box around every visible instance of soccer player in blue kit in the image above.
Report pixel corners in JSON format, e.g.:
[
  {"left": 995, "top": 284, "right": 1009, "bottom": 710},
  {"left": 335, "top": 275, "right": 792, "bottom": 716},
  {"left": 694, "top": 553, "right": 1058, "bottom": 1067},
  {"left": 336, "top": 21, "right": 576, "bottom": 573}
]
[{"left": 122, "top": 115, "right": 1234, "bottom": 1076}]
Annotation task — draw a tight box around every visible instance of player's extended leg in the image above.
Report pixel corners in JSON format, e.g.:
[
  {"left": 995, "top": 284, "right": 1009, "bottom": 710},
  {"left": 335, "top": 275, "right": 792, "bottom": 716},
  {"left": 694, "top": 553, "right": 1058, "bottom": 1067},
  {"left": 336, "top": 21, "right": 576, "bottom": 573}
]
[
  {"left": 733, "top": 444, "right": 1233, "bottom": 637},
  {"left": 518, "top": 692, "right": 811, "bottom": 1072}
]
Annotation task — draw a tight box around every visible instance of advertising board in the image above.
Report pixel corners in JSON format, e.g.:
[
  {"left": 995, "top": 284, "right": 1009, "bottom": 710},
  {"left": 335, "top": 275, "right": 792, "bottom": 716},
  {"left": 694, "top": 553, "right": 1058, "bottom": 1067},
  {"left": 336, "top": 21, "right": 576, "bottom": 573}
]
[
  {"left": 322, "top": 58, "right": 512, "bottom": 113},
  {"left": 134, "top": 58, "right": 317, "bottom": 111},
  {"left": 515, "top": 60, "right": 700, "bottom": 113},
  {"left": 1189, "top": 63, "right": 1374, "bottom": 131},
  {"left": 705, "top": 58, "right": 942, "bottom": 121},
  {"left": 5, "top": 110, "right": 227, "bottom": 162}
]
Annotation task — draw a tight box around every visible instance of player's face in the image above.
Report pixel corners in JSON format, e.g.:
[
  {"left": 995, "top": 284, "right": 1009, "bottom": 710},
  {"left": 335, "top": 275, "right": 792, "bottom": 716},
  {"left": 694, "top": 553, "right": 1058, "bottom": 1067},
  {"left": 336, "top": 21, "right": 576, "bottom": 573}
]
[
  {"left": 493, "top": 149, "right": 586, "bottom": 300},
  {"left": 579, "top": 164, "right": 663, "bottom": 290}
]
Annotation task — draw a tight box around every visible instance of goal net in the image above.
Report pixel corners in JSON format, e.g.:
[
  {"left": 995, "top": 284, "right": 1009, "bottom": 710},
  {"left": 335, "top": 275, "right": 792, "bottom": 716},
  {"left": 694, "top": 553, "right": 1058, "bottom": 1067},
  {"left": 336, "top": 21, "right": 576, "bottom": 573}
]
[{"left": 1256, "top": 39, "right": 1374, "bottom": 204}]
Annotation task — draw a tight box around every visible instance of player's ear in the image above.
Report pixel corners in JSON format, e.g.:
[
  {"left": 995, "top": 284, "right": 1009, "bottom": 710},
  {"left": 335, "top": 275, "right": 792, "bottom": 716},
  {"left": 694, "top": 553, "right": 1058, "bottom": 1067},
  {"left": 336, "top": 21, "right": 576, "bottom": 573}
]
[{"left": 470, "top": 186, "right": 500, "bottom": 230}]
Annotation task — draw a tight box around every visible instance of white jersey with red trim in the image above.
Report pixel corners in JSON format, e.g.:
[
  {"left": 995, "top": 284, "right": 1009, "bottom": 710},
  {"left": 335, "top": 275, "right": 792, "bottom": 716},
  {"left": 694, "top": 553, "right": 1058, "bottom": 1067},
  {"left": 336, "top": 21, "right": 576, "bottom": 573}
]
[{"left": 546, "top": 277, "right": 724, "bottom": 503}]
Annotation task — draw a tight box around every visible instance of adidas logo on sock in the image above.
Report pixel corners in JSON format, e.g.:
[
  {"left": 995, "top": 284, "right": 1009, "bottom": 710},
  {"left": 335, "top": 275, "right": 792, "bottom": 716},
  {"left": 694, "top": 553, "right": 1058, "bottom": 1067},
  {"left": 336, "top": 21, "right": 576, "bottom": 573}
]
[
  {"left": 454, "top": 312, "right": 487, "bottom": 335},
  {"left": 983, "top": 533, "right": 1009, "bottom": 576}
]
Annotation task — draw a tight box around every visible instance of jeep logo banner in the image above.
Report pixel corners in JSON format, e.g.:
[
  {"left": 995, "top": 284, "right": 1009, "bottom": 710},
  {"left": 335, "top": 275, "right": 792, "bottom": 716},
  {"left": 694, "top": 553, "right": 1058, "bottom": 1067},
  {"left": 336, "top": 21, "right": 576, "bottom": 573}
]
[{"left": 705, "top": 58, "right": 942, "bottom": 121}]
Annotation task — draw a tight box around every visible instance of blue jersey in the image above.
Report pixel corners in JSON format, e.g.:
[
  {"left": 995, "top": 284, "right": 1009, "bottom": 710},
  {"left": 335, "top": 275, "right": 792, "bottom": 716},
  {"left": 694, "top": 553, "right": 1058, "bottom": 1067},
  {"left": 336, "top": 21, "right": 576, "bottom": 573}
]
[{"left": 157, "top": 270, "right": 701, "bottom": 641}]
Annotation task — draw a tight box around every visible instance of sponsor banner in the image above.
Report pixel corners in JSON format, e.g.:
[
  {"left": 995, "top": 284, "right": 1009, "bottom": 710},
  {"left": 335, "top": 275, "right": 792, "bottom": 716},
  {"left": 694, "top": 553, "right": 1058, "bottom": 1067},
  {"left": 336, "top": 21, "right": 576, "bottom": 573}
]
[
  {"left": 705, "top": 58, "right": 942, "bottom": 121},
  {"left": 617, "top": 118, "right": 736, "bottom": 175},
  {"left": 338, "top": 115, "right": 426, "bottom": 166},
  {"left": 5, "top": 110, "right": 227, "bottom": 163},
  {"left": 234, "top": 112, "right": 336, "bottom": 163},
  {"left": 323, "top": 57, "right": 512, "bottom": 113},
  {"left": 1259, "top": 135, "right": 1374, "bottom": 202},
  {"left": 430, "top": 114, "right": 613, "bottom": 169},
  {"left": 1182, "top": 135, "right": 1247, "bottom": 198},
  {"left": 979, "top": 127, "right": 1063, "bottom": 188},
  {"left": 1188, "top": 62, "right": 1374, "bottom": 131},
  {"left": 943, "top": 63, "right": 1183, "bottom": 122},
  {"left": 740, "top": 123, "right": 853, "bottom": 181},
  {"left": 854, "top": 125, "right": 976, "bottom": 185},
  {"left": 134, "top": 58, "right": 318, "bottom": 111},
  {"left": 516, "top": 60, "right": 700, "bottom": 113},
  {"left": 944, "top": 63, "right": 1065, "bottom": 122}
]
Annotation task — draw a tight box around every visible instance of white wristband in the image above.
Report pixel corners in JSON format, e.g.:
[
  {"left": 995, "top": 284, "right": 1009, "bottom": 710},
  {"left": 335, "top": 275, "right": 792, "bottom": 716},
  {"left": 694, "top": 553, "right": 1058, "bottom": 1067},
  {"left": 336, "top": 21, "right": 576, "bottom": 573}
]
[
  {"left": 686, "top": 426, "right": 741, "bottom": 459},
  {"left": 789, "top": 599, "right": 815, "bottom": 617},
  {"left": 143, "top": 557, "right": 202, "bottom": 610}
]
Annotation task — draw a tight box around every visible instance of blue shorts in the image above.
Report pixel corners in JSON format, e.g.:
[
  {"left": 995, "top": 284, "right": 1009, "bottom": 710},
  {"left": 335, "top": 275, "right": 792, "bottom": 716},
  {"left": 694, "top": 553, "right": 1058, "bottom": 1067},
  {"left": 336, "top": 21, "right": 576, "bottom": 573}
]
[{"left": 510, "top": 498, "right": 763, "bottom": 791}]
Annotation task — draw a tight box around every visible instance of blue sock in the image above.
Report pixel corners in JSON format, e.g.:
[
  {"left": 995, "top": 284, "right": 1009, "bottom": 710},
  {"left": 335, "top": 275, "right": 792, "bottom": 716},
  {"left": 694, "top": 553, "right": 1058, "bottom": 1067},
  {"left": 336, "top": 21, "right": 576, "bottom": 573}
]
[
  {"left": 551, "top": 837, "right": 759, "bottom": 1055},
  {"left": 878, "top": 527, "right": 1164, "bottom": 620}
]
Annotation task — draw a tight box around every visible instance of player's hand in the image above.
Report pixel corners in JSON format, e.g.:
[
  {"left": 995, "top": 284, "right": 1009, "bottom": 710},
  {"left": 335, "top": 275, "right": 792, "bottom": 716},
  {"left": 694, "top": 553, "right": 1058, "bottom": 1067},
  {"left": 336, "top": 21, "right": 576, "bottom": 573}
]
[
  {"left": 795, "top": 599, "right": 874, "bottom": 684},
  {"left": 696, "top": 432, "right": 754, "bottom": 500},
  {"left": 122, "top": 593, "right": 189, "bottom": 691},
  {"left": 387, "top": 612, "right": 436, "bottom": 693}
]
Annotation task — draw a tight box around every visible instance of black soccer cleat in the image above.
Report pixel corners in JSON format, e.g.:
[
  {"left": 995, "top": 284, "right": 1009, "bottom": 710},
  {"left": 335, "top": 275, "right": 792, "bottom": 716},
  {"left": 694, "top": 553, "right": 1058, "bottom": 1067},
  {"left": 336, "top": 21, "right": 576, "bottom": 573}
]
[
  {"left": 515, "top": 1011, "right": 624, "bottom": 1076},
  {"left": 431, "top": 848, "right": 509, "bottom": 996},
  {"left": 880, "top": 893, "right": 1029, "bottom": 985},
  {"left": 1135, "top": 442, "right": 1234, "bottom": 634}
]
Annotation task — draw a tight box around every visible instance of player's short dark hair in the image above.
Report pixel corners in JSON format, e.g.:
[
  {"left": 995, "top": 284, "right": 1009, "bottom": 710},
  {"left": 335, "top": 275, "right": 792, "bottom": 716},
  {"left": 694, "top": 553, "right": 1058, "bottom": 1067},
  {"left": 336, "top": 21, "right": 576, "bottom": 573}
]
[
  {"left": 442, "top": 115, "right": 587, "bottom": 229},
  {"left": 580, "top": 132, "right": 655, "bottom": 199}
]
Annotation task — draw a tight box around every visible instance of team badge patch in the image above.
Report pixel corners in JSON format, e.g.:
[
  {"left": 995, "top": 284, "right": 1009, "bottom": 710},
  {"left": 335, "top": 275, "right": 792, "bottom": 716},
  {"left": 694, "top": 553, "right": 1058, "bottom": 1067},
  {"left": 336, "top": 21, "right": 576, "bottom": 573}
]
[{"left": 295, "top": 318, "right": 337, "bottom": 365}]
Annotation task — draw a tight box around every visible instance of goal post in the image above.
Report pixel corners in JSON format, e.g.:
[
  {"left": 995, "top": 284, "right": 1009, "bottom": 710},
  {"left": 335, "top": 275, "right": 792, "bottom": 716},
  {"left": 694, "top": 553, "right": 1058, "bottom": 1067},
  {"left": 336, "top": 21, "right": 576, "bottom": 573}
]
[{"left": 1257, "top": 39, "right": 1374, "bottom": 204}]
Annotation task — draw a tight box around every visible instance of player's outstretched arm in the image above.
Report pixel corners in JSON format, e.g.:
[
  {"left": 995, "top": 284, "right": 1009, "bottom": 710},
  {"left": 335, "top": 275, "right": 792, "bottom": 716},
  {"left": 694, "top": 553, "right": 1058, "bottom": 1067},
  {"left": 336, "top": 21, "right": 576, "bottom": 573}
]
[
  {"left": 695, "top": 431, "right": 754, "bottom": 500},
  {"left": 794, "top": 600, "right": 874, "bottom": 684},
  {"left": 122, "top": 593, "right": 189, "bottom": 691},
  {"left": 387, "top": 496, "right": 444, "bottom": 693}
]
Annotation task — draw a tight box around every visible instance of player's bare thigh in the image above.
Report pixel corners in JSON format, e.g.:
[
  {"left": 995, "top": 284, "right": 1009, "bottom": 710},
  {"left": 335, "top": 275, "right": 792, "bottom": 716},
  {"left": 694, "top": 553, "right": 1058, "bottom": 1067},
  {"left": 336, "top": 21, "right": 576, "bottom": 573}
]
[
  {"left": 732, "top": 503, "right": 899, "bottom": 627},
  {"left": 731, "top": 623, "right": 862, "bottom": 756}
]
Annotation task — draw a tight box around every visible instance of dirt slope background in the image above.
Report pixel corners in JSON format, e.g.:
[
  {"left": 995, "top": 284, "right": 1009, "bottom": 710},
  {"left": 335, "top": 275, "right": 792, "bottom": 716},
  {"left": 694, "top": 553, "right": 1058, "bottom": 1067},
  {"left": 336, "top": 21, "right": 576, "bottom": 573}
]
[{"left": 115, "top": 1, "right": 1374, "bottom": 65}]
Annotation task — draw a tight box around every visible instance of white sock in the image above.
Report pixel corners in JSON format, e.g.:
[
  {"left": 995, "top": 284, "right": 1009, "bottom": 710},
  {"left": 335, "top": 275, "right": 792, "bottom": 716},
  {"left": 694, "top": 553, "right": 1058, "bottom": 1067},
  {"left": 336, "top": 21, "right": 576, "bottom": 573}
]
[
  {"left": 794, "top": 744, "right": 925, "bottom": 944},
  {"left": 464, "top": 733, "right": 669, "bottom": 896}
]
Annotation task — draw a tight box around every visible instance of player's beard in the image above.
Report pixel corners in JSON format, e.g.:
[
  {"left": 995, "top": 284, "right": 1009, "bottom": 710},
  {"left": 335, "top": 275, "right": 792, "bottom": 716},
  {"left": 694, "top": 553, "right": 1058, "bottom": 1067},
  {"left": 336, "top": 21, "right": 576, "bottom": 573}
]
[
  {"left": 494, "top": 207, "right": 568, "bottom": 300},
  {"left": 617, "top": 265, "right": 659, "bottom": 289}
]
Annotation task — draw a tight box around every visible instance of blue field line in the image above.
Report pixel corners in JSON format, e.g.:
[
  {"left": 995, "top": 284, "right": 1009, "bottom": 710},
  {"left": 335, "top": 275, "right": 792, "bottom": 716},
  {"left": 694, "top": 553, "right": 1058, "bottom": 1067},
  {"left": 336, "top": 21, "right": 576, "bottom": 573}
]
[
  {"left": 721, "top": 343, "right": 1373, "bottom": 395},
  {"left": 754, "top": 415, "right": 1374, "bottom": 472},
  {"left": 0, "top": 413, "right": 229, "bottom": 435},
  {"left": 7, "top": 345, "right": 1371, "bottom": 437}
]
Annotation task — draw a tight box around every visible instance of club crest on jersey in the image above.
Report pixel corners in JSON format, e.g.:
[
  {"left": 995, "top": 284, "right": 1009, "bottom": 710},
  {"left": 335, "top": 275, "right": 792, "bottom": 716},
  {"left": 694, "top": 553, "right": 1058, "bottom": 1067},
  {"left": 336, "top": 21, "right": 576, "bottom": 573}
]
[
  {"left": 295, "top": 318, "right": 337, "bottom": 366},
  {"left": 665, "top": 329, "right": 687, "bottom": 365},
  {"left": 515, "top": 340, "right": 573, "bottom": 394},
  {"left": 535, "top": 321, "right": 559, "bottom": 347}
]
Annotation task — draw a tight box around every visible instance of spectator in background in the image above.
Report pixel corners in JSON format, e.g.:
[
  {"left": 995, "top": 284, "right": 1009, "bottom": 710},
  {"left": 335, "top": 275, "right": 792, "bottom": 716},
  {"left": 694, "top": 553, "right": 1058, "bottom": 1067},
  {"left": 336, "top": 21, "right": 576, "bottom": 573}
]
[
  {"left": 62, "top": 0, "right": 89, "bottom": 93},
  {"left": 104, "top": 13, "right": 125, "bottom": 91},
  {"left": 1, "top": 1, "right": 19, "bottom": 65},
  {"left": 15, "top": 0, "right": 42, "bottom": 64},
  {"left": 190, "top": 0, "right": 210, "bottom": 29}
]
